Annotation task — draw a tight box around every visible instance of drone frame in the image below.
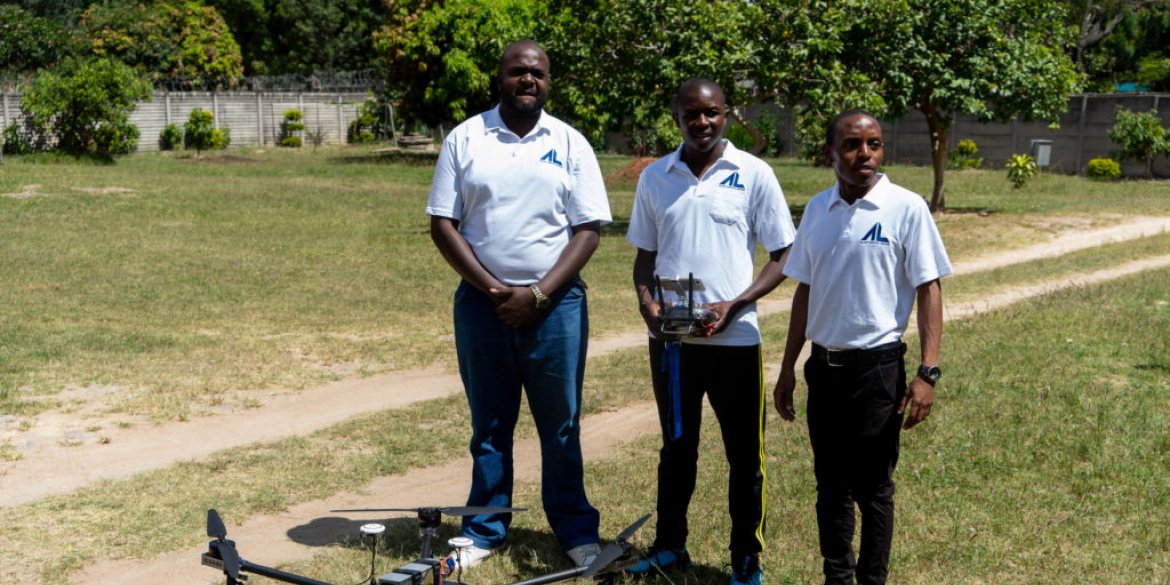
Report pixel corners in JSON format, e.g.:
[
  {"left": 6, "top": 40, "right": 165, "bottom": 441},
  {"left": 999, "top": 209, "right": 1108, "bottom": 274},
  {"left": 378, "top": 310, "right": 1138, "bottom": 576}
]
[{"left": 203, "top": 508, "right": 649, "bottom": 585}]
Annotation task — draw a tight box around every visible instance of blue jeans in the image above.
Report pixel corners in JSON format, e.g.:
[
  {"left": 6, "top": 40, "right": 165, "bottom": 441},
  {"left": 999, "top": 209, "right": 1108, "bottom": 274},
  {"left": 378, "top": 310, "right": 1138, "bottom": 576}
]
[{"left": 453, "top": 279, "right": 600, "bottom": 550}]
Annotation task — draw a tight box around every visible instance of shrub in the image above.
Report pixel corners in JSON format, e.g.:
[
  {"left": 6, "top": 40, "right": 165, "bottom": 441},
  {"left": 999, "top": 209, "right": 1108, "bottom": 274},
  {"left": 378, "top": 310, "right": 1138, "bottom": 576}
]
[
  {"left": 348, "top": 95, "right": 382, "bottom": 144},
  {"left": 3, "top": 124, "right": 33, "bottom": 155},
  {"left": 184, "top": 109, "right": 229, "bottom": 154},
  {"left": 94, "top": 121, "right": 140, "bottom": 157},
  {"left": 1107, "top": 107, "right": 1169, "bottom": 179},
  {"left": 725, "top": 122, "right": 754, "bottom": 152},
  {"left": 21, "top": 56, "right": 151, "bottom": 156},
  {"left": 1005, "top": 153, "right": 1038, "bottom": 189},
  {"left": 1086, "top": 157, "right": 1122, "bottom": 181},
  {"left": 210, "top": 128, "right": 231, "bottom": 150},
  {"left": 281, "top": 109, "right": 305, "bottom": 147},
  {"left": 947, "top": 138, "right": 984, "bottom": 169},
  {"left": 305, "top": 126, "right": 327, "bottom": 150},
  {"left": 159, "top": 124, "right": 183, "bottom": 151}
]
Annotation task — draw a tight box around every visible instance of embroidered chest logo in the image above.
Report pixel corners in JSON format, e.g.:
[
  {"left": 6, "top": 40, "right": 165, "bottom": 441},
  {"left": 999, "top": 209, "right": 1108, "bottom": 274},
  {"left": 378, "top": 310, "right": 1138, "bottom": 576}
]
[
  {"left": 718, "top": 172, "right": 746, "bottom": 191},
  {"left": 539, "top": 149, "right": 563, "bottom": 167},
  {"left": 860, "top": 223, "right": 890, "bottom": 244}
]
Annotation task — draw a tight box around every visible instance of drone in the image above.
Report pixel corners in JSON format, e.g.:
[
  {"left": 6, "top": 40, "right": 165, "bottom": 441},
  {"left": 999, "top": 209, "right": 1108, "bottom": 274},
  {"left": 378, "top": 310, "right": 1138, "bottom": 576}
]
[{"left": 202, "top": 507, "right": 650, "bottom": 585}]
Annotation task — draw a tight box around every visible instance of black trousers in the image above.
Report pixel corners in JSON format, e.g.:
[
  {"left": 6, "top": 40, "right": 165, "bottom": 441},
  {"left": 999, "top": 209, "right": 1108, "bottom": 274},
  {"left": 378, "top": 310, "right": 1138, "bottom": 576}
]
[
  {"left": 647, "top": 339, "right": 767, "bottom": 560},
  {"left": 805, "top": 352, "right": 906, "bottom": 585}
]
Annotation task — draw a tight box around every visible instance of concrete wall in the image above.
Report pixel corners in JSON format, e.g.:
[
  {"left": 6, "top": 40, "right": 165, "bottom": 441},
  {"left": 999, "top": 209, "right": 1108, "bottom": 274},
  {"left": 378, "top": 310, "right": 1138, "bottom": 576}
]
[
  {"left": 1, "top": 91, "right": 369, "bottom": 152},
  {"left": 604, "top": 93, "right": 1169, "bottom": 177},
  {"left": 3, "top": 91, "right": 1168, "bottom": 176},
  {"left": 881, "top": 93, "right": 1169, "bottom": 177}
]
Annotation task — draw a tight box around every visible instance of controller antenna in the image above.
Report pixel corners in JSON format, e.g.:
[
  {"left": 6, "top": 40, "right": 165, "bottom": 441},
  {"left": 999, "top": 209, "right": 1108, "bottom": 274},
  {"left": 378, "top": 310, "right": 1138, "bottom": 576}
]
[{"left": 360, "top": 523, "right": 386, "bottom": 585}]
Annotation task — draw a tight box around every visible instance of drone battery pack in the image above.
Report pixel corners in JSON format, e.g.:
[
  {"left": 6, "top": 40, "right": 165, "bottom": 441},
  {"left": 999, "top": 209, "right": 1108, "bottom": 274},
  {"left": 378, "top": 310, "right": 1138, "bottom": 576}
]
[
  {"left": 377, "top": 572, "right": 413, "bottom": 585},
  {"left": 379, "top": 562, "right": 433, "bottom": 585}
]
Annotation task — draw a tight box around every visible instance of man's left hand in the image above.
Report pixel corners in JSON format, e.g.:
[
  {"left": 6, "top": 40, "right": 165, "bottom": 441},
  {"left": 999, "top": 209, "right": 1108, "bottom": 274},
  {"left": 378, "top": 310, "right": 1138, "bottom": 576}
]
[
  {"left": 899, "top": 377, "right": 935, "bottom": 429},
  {"left": 491, "top": 286, "right": 539, "bottom": 327},
  {"left": 702, "top": 300, "right": 742, "bottom": 336}
]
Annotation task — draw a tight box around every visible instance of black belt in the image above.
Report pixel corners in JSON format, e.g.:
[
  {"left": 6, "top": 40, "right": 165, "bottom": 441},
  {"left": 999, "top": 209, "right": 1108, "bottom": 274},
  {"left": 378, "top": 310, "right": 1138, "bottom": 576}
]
[{"left": 811, "top": 341, "right": 906, "bottom": 368}]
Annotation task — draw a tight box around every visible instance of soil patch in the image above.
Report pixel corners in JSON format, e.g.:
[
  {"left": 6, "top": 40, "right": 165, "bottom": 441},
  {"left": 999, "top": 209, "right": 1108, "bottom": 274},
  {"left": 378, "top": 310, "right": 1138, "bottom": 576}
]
[
  {"left": 3, "top": 184, "right": 43, "bottom": 199},
  {"left": 606, "top": 157, "right": 657, "bottom": 185}
]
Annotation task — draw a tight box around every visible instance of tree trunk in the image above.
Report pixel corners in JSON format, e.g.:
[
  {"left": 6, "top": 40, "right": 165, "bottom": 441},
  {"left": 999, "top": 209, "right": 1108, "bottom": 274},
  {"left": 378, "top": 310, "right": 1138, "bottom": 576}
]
[
  {"left": 924, "top": 108, "right": 949, "bottom": 213},
  {"left": 728, "top": 108, "right": 767, "bottom": 156}
]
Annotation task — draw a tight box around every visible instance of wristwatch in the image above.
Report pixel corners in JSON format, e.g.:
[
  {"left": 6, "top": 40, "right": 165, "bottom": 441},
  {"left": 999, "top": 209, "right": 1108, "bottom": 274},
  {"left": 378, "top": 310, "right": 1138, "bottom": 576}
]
[
  {"left": 917, "top": 365, "right": 942, "bottom": 385},
  {"left": 530, "top": 284, "right": 551, "bottom": 309}
]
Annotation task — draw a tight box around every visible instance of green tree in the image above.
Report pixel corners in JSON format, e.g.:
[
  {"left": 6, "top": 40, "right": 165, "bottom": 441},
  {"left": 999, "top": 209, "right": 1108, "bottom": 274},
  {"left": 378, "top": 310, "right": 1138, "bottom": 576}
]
[
  {"left": 205, "top": 0, "right": 387, "bottom": 75},
  {"left": 1069, "top": 1, "right": 1170, "bottom": 90},
  {"left": 0, "top": 5, "right": 77, "bottom": 76},
  {"left": 22, "top": 56, "right": 151, "bottom": 156},
  {"left": 544, "top": 0, "right": 765, "bottom": 154},
  {"left": 373, "top": 0, "right": 541, "bottom": 129},
  {"left": 1107, "top": 107, "right": 1169, "bottom": 177},
  {"left": 757, "top": 0, "right": 1084, "bottom": 211},
  {"left": 80, "top": 0, "right": 244, "bottom": 86}
]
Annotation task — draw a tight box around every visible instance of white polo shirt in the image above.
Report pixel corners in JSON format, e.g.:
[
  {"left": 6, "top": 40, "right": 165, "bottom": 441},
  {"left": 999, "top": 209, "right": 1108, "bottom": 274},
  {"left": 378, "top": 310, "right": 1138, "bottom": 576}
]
[
  {"left": 426, "top": 106, "right": 612, "bottom": 285},
  {"left": 783, "top": 174, "right": 952, "bottom": 350},
  {"left": 627, "top": 140, "right": 796, "bottom": 346}
]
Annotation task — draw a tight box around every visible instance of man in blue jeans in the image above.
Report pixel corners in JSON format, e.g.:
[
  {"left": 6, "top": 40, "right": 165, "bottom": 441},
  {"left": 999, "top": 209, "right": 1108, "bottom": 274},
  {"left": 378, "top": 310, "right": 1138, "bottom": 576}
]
[{"left": 426, "top": 40, "right": 610, "bottom": 569}]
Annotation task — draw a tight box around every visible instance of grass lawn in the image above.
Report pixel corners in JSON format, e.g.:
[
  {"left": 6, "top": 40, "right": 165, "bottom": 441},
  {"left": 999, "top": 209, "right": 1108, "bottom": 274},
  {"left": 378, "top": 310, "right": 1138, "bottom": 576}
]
[
  {"left": 0, "top": 146, "right": 1167, "bottom": 583},
  {"left": 2, "top": 147, "right": 1165, "bottom": 421}
]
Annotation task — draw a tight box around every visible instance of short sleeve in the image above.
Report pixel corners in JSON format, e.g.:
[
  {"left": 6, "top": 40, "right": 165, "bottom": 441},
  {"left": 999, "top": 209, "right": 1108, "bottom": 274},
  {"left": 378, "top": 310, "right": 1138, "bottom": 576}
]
[
  {"left": 902, "top": 201, "right": 953, "bottom": 286},
  {"left": 782, "top": 198, "right": 816, "bottom": 285},
  {"left": 565, "top": 133, "right": 612, "bottom": 226},
  {"left": 425, "top": 134, "right": 461, "bottom": 220},
  {"left": 749, "top": 163, "right": 796, "bottom": 252},
  {"left": 625, "top": 174, "right": 659, "bottom": 252}
]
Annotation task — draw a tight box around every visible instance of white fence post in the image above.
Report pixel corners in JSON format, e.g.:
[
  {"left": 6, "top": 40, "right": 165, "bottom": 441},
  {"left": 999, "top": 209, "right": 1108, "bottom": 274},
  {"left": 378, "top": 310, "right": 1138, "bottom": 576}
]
[
  {"left": 336, "top": 94, "right": 344, "bottom": 143},
  {"left": 256, "top": 93, "right": 264, "bottom": 146}
]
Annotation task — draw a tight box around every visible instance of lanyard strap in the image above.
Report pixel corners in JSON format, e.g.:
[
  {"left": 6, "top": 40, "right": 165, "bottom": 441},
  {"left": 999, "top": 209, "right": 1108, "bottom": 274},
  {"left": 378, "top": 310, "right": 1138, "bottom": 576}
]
[{"left": 660, "top": 340, "right": 683, "bottom": 441}]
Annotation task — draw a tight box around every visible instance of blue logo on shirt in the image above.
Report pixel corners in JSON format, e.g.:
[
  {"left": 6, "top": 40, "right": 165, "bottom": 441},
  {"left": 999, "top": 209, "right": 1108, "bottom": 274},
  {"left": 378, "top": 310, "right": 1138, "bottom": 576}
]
[
  {"left": 860, "top": 223, "right": 890, "bottom": 244},
  {"left": 718, "top": 172, "right": 746, "bottom": 191},
  {"left": 540, "top": 149, "right": 563, "bottom": 167}
]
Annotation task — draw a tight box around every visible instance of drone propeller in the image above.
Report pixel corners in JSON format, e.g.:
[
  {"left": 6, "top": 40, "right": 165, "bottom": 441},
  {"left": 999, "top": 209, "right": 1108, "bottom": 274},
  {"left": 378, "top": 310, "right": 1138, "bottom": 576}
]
[
  {"left": 207, "top": 509, "right": 243, "bottom": 581},
  {"left": 582, "top": 513, "right": 651, "bottom": 579},
  {"left": 331, "top": 505, "right": 526, "bottom": 517},
  {"left": 617, "top": 513, "right": 651, "bottom": 541},
  {"left": 208, "top": 508, "right": 228, "bottom": 540}
]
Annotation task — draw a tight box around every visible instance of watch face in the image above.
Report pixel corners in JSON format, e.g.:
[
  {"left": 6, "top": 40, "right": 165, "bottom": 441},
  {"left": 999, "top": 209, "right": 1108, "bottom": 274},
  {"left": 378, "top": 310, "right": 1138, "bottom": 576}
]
[{"left": 919, "top": 365, "right": 941, "bottom": 384}]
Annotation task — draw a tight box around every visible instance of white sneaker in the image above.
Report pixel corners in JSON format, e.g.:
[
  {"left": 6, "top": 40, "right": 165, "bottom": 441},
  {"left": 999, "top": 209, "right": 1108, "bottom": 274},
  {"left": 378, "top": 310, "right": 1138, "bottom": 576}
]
[
  {"left": 454, "top": 544, "right": 493, "bottom": 570},
  {"left": 566, "top": 543, "right": 602, "bottom": 568}
]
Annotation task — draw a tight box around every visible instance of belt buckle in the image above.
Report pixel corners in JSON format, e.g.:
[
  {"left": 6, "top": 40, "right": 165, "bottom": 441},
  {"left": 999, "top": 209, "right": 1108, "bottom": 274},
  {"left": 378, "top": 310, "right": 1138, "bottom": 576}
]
[{"left": 824, "top": 348, "right": 847, "bottom": 367}]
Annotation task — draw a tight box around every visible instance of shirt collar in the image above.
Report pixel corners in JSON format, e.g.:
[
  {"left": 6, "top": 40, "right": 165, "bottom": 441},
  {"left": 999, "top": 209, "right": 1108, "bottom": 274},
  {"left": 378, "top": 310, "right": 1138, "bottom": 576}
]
[
  {"left": 828, "top": 174, "right": 891, "bottom": 210},
  {"left": 483, "top": 105, "right": 549, "bottom": 139},
  {"left": 665, "top": 139, "right": 743, "bottom": 177}
]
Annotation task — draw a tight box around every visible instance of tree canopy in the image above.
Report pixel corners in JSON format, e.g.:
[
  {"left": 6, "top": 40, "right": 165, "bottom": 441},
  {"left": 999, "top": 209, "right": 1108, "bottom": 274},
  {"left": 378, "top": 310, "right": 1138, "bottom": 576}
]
[
  {"left": 756, "top": 0, "right": 1084, "bottom": 211},
  {"left": 373, "top": 0, "right": 542, "bottom": 130},
  {"left": 80, "top": 0, "right": 244, "bottom": 86},
  {"left": 205, "top": 0, "right": 387, "bottom": 75},
  {"left": 544, "top": 0, "right": 764, "bottom": 154},
  {"left": 0, "top": 6, "right": 76, "bottom": 77}
]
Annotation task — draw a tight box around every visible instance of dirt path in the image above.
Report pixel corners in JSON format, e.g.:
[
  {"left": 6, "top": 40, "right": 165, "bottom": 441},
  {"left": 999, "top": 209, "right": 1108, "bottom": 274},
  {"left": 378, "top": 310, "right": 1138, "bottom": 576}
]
[{"left": 2, "top": 215, "right": 1168, "bottom": 509}]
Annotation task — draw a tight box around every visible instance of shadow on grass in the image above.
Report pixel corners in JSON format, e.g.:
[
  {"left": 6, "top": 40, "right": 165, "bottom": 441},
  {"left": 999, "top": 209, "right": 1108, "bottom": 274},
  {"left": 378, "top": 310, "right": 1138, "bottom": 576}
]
[
  {"left": 12, "top": 151, "right": 118, "bottom": 165},
  {"left": 331, "top": 149, "right": 440, "bottom": 166},
  {"left": 940, "top": 205, "right": 1004, "bottom": 216},
  {"left": 1134, "top": 362, "right": 1170, "bottom": 374}
]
